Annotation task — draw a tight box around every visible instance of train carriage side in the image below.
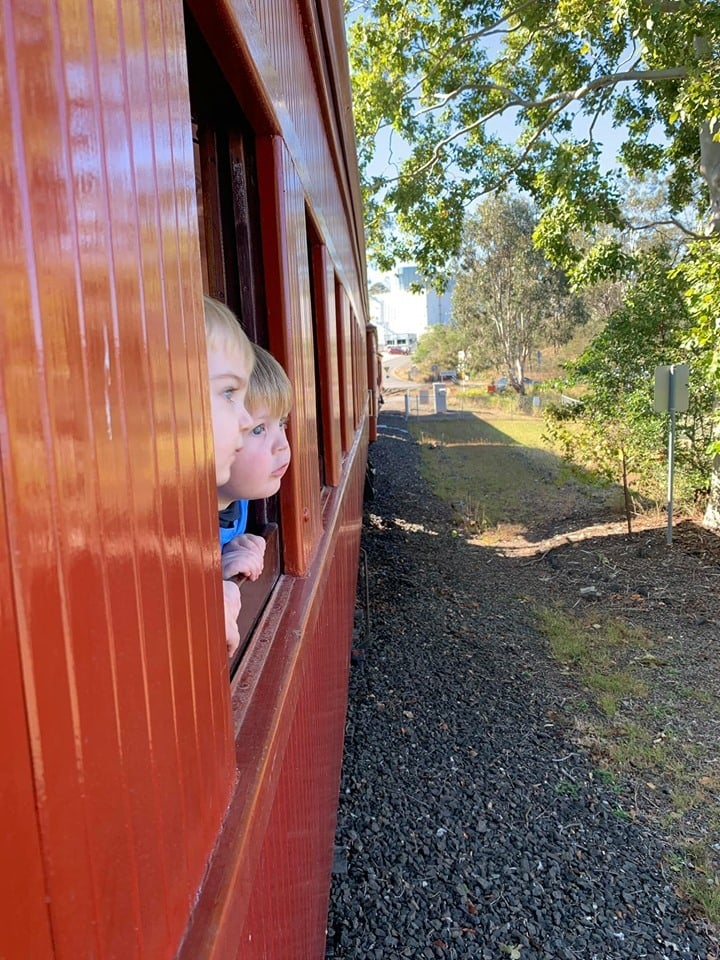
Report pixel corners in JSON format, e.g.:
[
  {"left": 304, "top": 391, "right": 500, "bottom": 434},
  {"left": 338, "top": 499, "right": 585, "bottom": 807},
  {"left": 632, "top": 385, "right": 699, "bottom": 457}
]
[{"left": 0, "top": 1, "right": 372, "bottom": 958}]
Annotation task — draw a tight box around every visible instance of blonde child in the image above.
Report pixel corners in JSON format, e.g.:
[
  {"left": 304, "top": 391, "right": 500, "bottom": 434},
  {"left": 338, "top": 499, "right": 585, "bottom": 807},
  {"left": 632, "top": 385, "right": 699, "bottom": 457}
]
[
  {"left": 203, "top": 295, "right": 255, "bottom": 655},
  {"left": 218, "top": 344, "right": 293, "bottom": 582}
]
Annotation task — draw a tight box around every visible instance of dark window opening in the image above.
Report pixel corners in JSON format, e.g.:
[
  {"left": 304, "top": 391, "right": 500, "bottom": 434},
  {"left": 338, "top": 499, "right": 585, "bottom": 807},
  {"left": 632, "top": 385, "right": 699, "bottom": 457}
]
[
  {"left": 306, "top": 215, "right": 327, "bottom": 491},
  {"left": 186, "top": 9, "right": 279, "bottom": 667}
]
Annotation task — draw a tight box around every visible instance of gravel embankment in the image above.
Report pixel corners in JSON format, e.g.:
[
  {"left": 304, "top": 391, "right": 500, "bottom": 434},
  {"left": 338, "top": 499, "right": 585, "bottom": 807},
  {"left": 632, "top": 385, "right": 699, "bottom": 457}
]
[{"left": 326, "top": 411, "right": 712, "bottom": 960}]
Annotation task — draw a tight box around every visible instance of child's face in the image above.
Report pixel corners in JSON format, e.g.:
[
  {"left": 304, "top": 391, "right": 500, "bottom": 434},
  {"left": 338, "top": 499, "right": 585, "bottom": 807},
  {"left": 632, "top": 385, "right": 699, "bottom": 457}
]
[
  {"left": 218, "top": 405, "right": 291, "bottom": 502},
  {"left": 207, "top": 342, "right": 254, "bottom": 490}
]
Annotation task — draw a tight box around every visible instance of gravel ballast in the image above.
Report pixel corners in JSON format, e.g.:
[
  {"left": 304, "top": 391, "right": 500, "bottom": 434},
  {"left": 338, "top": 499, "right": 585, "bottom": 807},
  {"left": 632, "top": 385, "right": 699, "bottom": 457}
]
[{"left": 326, "top": 412, "right": 712, "bottom": 960}]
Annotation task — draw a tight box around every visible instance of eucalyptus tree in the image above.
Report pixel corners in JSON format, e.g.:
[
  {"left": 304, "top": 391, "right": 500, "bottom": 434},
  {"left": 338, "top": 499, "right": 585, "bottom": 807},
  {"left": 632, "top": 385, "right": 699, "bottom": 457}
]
[{"left": 452, "top": 196, "right": 586, "bottom": 389}]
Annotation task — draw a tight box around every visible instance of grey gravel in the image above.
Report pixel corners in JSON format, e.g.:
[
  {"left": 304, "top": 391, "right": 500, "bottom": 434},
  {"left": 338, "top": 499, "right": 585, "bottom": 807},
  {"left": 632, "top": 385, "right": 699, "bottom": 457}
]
[{"left": 326, "top": 412, "right": 711, "bottom": 960}]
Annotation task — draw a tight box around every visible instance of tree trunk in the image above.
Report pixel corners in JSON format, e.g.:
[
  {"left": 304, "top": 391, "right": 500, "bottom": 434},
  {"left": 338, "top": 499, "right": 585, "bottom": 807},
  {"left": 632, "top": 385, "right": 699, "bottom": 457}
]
[
  {"left": 703, "top": 450, "right": 720, "bottom": 530},
  {"left": 699, "top": 119, "right": 720, "bottom": 235},
  {"left": 621, "top": 447, "right": 633, "bottom": 534},
  {"left": 696, "top": 33, "right": 720, "bottom": 237},
  {"left": 696, "top": 35, "right": 720, "bottom": 526},
  {"left": 696, "top": 123, "right": 720, "bottom": 524}
]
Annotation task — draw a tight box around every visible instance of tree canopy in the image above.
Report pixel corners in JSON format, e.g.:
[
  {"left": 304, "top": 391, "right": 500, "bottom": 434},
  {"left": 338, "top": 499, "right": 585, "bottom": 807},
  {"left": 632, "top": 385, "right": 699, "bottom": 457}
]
[
  {"left": 350, "top": 0, "right": 720, "bottom": 526},
  {"left": 347, "top": 0, "right": 720, "bottom": 283},
  {"left": 413, "top": 322, "right": 464, "bottom": 370}
]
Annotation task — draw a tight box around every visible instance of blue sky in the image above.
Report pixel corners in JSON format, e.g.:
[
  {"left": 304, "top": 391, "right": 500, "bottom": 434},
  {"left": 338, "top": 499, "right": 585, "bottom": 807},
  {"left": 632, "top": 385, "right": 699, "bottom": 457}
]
[{"left": 368, "top": 103, "right": 630, "bottom": 185}]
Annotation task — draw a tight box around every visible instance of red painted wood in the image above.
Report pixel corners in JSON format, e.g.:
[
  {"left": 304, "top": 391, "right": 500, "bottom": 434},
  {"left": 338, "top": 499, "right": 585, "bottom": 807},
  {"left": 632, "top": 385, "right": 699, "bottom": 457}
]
[
  {"left": 237, "top": 434, "right": 364, "bottom": 959},
  {"left": 0, "top": 1, "right": 235, "bottom": 956},
  {"left": 351, "top": 311, "right": 362, "bottom": 429},
  {"left": 358, "top": 318, "right": 368, "bottom": 427},
  {"left": 2, "top": 0, "right": 369, "bottom": 956},
  {"left": 176, "top": 425, "right": 366, "bottom": 959},
  {"left": 193, "top": 0, "right": 368, "bottom": 327},
  {"left": 335, "top": 283, "right": 356, "bottom": 453},
  {"left": 0, "top": 456, "right": 55, "bottom": 960},
  {"left": 366, "top": 324, "right": 379, "bottom": 442},
  {"left": 256, "top": 135, "right": 322, "bottom": 576}
]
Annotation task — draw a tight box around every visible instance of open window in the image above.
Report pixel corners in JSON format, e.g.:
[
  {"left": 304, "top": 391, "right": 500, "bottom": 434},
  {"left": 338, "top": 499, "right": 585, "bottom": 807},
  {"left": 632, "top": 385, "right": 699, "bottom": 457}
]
[{"left": 186, "top": 11, "right": 279, "bottom": 669}]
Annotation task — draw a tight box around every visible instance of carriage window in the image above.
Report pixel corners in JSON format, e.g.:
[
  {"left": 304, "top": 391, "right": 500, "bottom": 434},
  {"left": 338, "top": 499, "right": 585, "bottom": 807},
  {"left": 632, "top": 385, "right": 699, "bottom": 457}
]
[
  {"left": 186, "top": 11, "right": 279, "bottom": 669},
  {"left": 305, "top": 215, "right": 343, "bottom": 489},
  {"left": 335, "top": 277, "right": 356, "bottom": 455},
  {"left": 306, "top": 217, "right": 327, "bottom": 490}
]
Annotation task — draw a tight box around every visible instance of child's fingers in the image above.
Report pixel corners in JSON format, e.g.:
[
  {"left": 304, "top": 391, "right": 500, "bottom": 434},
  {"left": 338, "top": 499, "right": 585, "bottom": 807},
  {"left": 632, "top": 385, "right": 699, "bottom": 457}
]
[{"left": 222, "top": 580, "right": 242, "bottom": 656}]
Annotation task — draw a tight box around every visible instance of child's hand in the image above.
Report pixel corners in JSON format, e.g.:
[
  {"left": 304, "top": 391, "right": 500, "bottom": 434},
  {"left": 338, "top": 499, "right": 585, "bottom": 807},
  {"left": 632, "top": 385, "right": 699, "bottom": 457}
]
[
  {"left": 222, "top": 533, "right": 267, "bottom": 581},
  {"left": 222, "top": 580, "right": 242, "bottom": 657}
]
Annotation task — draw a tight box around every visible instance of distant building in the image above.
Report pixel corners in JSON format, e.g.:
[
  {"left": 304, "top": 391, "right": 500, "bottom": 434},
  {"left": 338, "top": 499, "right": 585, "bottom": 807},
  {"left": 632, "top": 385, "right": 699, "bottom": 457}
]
[
  {"left": 368, "top": 264, "right": 454, "bottom": 350},
  {"left": 397, "top": 264, "right": 421, "bottom": 290},
  {"left": 426, "top": 280, "right": 455, "bottom": 327}
]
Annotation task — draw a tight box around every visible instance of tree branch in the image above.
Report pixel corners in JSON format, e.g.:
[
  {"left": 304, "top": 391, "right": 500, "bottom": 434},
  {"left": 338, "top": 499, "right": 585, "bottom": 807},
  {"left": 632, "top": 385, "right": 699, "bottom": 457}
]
[
  {"left": 392, "top": 83, "right": 580, "bottom": 187},
  {"left": 414, "top": 66, "right": 687, "bottom": 121},
  {"left": 403, "top": 0, "right": 538, "bottom": 102},
  {"left": 630, "top": 219, "right": 718, "bottom": 240}
]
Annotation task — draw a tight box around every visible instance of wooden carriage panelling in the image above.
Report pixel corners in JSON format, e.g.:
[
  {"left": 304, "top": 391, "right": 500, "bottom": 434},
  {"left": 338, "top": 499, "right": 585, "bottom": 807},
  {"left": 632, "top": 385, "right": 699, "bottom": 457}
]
[
  {"left": 366, "top": 324, "right": 380, "bottom": 442},
  {"left": 177, "top": 425, "right": 366, "bottom": 959},
  {"left": 309, "top": 240, "right": 343, "bottom": 487},
  {"left": 1, "top": 0, "right": 368, "bottom": 957},
  {"left": 1, "top": 1, "right": 237, "bottom": 957}
]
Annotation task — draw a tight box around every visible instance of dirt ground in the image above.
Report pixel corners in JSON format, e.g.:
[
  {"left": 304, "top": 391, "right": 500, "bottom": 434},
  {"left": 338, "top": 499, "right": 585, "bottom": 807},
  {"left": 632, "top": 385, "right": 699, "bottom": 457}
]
[
  {"left": 384, "top": 398, "right": 720, "bottom": 930},
  {"left": 494, "top": 507, "right": 720, "bottom": 831}
]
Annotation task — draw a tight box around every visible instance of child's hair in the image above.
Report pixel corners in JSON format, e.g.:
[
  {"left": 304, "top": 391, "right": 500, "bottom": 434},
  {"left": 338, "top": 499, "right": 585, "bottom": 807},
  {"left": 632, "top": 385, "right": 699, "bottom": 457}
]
[
  {"left": 246, "top": 344, "right": 293, "bottom": 420},
  {"left": 203, "top": 295, "right": 254, "bottom": 369}
]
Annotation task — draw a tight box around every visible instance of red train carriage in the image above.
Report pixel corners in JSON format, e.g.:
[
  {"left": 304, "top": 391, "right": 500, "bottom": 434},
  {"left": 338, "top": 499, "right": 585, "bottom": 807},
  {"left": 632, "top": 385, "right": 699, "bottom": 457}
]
[{"left": 0, "top": 1, "right": 378, "bottom": 957}]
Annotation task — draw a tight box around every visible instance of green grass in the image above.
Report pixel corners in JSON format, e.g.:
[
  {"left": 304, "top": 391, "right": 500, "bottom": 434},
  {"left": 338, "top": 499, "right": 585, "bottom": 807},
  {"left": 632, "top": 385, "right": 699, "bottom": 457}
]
[
  {"left": 674, "top": 836, "right": 720, "bottom": 926},
  {"left": 410, "top": 413, "right": 562, "bottom": 533},
  {"left": 536, "top": 606, "right": 649, "bottom": 719}
]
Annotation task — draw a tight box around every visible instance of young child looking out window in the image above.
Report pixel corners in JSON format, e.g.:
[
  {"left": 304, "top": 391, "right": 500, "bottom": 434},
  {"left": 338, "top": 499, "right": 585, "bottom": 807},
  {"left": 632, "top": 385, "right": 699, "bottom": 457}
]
[
  {"left": 218, "top": 344, "right": 293, "bottom": 584},
  {"left": 203, "top": 295, "right": 255, "bottom": 656}
]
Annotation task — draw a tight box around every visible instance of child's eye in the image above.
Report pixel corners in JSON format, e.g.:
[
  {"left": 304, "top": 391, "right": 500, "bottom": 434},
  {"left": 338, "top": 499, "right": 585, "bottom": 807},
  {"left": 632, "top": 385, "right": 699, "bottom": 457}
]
[
  {"left": 251, "top": 423, "right": 266, "bottom": 436},
  {"left": 223, "top": 387, "right": 238, "bottom": 403},
  {"left": 279, "top": 417, "right": 289, "bottom": 430}
]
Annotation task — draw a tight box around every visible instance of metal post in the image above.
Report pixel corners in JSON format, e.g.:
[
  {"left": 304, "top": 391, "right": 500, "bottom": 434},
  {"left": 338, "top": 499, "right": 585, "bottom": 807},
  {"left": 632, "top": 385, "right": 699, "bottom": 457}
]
[
  {"left": 404, "top": 390, "right": 410, "bottom": 419},
  {"left": 666, "top": 369, "right": 675, "bottom": 546}
]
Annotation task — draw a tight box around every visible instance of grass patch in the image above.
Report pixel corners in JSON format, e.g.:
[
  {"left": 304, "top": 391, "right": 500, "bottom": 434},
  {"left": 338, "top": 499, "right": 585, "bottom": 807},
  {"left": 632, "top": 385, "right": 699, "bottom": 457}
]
[
  {"left": 674, "top": 839, "right": 720, "bottom": 927},
  {"left": 604, "top": 720, "right": 673, "bottom": 769},
  {"left": 409, "top": 411, "right": 619, "bottom": 540},
  {"left": 592, "top": 767, "right": 621, "bottom": 792},
  {"left": 537, "top": 603, "right": 720, "bottom": 924},
  {"left": 404, "top": 402, "right": 719, "bottom": 927},
  {"left": 538, "top": 605, "right": 590, "bottom": 666},
  {"left": 537, "top": 607, "right": 649, "bottom": 718},
  {"left": 410, "top": 414, "right": 561, "bottom": 533}
]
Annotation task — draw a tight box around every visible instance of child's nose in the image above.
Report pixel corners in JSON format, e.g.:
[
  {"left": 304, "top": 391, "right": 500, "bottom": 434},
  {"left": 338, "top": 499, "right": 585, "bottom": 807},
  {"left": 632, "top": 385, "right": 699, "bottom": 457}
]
[
  {"left": 237, "top": 401, "right": 253, "bottom": 432},
  {"left": 274, "top": 428, "right": 290, "bottom": 450}
]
